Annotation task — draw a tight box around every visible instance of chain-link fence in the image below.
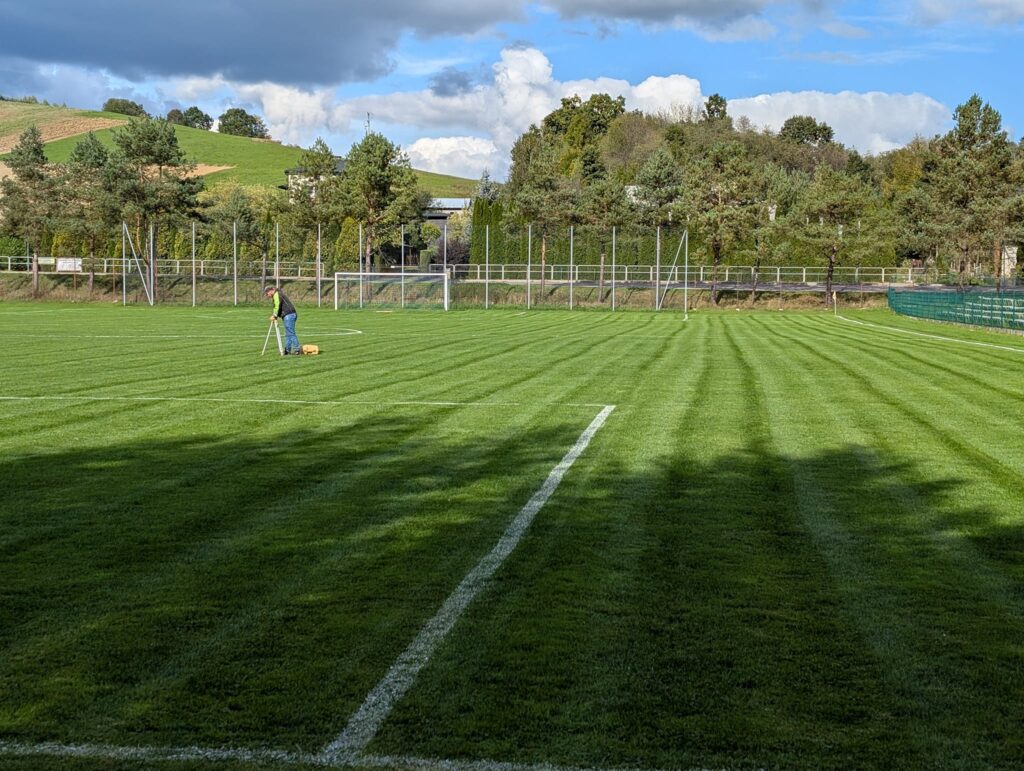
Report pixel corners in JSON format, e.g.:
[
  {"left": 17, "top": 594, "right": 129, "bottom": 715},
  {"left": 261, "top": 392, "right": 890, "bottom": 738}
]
[{"left": 888, "top": 288, "right": 1024, "bottom": 331}]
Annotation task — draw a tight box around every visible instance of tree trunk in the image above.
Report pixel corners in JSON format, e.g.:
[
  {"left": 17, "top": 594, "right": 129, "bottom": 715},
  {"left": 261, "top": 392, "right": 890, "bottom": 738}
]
[
  {"left": 31, "top": 253, "right": 39, "bottom": 297},
  {"left": 711, "top": 240, "right": 722, "bottom": 305},
  {"left": 599, "top": 251, "right": 605, "bottom": 300}
]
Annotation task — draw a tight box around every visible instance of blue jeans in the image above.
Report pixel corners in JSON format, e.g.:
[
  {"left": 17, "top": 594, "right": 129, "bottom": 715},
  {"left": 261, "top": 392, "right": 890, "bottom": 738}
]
[{"left": 282, "top": 313, "right": 300, "bottom": 354}]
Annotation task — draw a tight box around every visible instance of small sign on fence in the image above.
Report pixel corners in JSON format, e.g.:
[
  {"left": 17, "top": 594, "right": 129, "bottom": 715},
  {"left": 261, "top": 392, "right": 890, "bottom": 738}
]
[{"left": 55, "top": 258, "right": 82, "bottom": 272}]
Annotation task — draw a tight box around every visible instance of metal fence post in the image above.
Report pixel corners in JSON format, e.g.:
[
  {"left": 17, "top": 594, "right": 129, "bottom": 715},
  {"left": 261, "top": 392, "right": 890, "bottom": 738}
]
[
  {"left": 191, "top": 221, "right": 196, "bottom": 307},
  {"left": 611, "top": 226, "right": 616, "bottom": 312},
  {"left": 569, "top": 225, "right": 574, "bottom": 310},
  {"left": 232, "top": 221, "right": 238, "bottom": 306},
  {"left": 527, "top": 224, "right": 532, "bottom": 310}
]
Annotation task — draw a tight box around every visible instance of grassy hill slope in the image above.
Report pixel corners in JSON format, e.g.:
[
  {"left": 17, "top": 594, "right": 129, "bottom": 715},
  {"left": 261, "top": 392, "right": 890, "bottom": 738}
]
[{"left": 1, "top": 100, "right": 476, "bottom": 197}]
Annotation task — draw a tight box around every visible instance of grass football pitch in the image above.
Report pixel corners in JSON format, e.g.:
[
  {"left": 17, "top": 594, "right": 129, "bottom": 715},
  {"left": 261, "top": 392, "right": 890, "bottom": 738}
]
[{"left": 1, "top": 303, "right": 1022, "bottom": 770}]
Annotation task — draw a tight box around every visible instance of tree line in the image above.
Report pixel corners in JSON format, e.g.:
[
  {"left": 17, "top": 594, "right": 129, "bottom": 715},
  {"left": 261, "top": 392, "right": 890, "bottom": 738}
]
[
  {"left": 101, "top": 98, "right": 269, "bottom": 139},
  {"left": 472, "top": 92, "right": 1024, "bottom": 301},
  {"left": 0, "top": 118, "right": 432, "bottom": 284}
]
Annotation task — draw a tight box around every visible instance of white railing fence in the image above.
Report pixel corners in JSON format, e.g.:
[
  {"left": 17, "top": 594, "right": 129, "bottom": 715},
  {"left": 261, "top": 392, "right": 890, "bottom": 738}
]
[
  {"left": 0, "top": 256, "right": 937, "bottom": 286},
  {"left": 432, "top": 263, "right": 927, "bottom": 285}
]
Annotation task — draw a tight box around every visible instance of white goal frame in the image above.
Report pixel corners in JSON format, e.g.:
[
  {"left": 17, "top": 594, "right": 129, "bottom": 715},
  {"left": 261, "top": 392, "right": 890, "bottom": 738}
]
[{"left": 334, "top": 271, "right": 449, "bottom": 311}]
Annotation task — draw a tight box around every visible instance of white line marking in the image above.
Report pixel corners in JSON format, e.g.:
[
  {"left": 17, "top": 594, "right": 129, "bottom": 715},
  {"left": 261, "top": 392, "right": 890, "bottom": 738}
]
[
  {"left": 0, "top": 739, "right": 316, "bottom": 766},
  {"left": 323, "top": 406, "right": 615, "bottom": 762},
  {"left": 837, "top": 314, "right": 1024, "bottom": 354},
  {"left": 0, "top": 394, "right": 612, "bottom": 409},
  {"left": 0, "top": 741, "right": 668, "bottom": 771},
  {"left": 357, "top": 753, "right": 664, "bottom": 771},
  {"left": 8, "top": 329, "right": 363, "bottom": 340}
]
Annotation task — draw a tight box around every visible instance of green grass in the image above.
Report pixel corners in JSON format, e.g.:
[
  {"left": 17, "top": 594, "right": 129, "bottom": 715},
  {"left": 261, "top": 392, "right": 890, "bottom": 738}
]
[
  {"left": 1, "top": 305, "right": 1023, "bottom": 769},
  {"left": 42, "top": 124, "right": 304, "bottom": 188},
  {"left": 43, "top": 124, "right": 474, "bottom": 194},
  {"left": 2, "top": 101, "right": 475, "bottom": 195}
]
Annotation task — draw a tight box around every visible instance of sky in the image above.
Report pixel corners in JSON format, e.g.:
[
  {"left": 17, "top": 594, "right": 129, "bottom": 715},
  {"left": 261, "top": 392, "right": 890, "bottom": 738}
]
[{"left": 1, "top": 1, "right": 1021, "bottom": 180}]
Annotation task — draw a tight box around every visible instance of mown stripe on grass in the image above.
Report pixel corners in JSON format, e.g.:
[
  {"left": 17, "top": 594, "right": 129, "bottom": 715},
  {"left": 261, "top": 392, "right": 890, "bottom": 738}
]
[
  {"left": 324, "top": 405, "right": 615, "bottom": 761},
  {"left": 766, "top": 317, "right": 1024, "bottom": 494},
  {"left": 746, "top": 313, "right": 1024, "bottom": 766},
  {"left": 837, "top": 313, "right": 1024, "bottom": 354}
]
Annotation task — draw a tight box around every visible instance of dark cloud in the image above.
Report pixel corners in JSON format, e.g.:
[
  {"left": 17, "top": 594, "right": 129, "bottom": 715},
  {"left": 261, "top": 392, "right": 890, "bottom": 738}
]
[
  {"left": 429, "top": 67, "right": 476, "bottom": 97},
  {"left": 0, "top": 0, "right": 521, "bottom": 87},
  {"left": 544, "top": 0, "right": 834, "bottom": 27},
  {"left": 428, "top": 65, "right": 492, "bottom": 97}
]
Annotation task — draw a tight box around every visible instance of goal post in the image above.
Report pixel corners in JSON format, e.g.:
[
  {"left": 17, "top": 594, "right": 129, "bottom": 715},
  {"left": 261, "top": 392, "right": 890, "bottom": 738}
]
[{"left": 334, "top": 271, "right": 450, "bottom": 311}]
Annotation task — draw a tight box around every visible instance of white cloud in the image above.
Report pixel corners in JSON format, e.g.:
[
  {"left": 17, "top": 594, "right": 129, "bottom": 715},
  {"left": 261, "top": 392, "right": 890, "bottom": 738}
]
[
  {"left": 407, "top": 137, "right": 501, "bottom": 179},
  {"left": 234, "top": 83, "right": 335, "bottom": 144},
  {"left": 731, "top": 90, "right": 951, "bottom": 153},
  {"left": 160, "top": 47, "right": 951, "bottom": 178},
  {"left": 172, "top": 75, "right": 229, "bottom": 101}
]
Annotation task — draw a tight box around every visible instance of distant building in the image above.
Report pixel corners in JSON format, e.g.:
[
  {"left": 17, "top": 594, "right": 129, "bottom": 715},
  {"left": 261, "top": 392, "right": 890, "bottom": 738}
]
[
  {"left": 283, "top": 157, "right": 346, "bottom": 200},
  {"left": 423, "top": 198, "right": 472, "bottom": 225}
]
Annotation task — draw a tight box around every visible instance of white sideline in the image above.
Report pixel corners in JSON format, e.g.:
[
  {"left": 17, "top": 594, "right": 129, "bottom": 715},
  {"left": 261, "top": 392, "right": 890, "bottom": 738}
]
[
  {"left": 0, "top": 741, "right": 667, "bottom": 771},
  {"left": 0, "top": 395, "right": 612, "bottom": 409},
  {"left": 323, "top": 405, "right": 616, "bottom": 762},
  {"left": 11, "top": 329, "right": 364, "bottom": 340},
  {"left": 836, "top": 314, "right": 1024, "bottom": 354},
  {"left": 0, "top": 739, "right": 316, "bottom": 766}
]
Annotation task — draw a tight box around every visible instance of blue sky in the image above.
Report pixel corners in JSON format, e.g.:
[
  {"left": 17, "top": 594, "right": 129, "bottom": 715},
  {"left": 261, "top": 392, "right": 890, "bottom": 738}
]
[{"left": 1, "top": 1, "right": 1021, "bottom": 179}]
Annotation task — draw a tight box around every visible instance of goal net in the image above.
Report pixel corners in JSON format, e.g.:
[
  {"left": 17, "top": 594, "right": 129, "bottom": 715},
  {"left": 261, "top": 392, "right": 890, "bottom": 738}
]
[{"left": 334, "top": 271, "right": 450, "bottom": 310}]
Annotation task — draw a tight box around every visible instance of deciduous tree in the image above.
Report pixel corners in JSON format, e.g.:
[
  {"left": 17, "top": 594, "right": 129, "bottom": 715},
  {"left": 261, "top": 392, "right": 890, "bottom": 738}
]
[{"left": 218, "top": 108, "right": 270, "bottom": 138}]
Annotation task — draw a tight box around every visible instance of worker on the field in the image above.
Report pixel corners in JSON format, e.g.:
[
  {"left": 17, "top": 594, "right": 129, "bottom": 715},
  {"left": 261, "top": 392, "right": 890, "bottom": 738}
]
[{"left": 265, "top": 286, "right": 301, "bottom": 355}]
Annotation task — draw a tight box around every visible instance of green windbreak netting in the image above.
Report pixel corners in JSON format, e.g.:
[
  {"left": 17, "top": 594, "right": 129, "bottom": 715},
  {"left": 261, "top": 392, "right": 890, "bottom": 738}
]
[{"left": 889, "top": 288, "right": 1024, "bottom": 331}]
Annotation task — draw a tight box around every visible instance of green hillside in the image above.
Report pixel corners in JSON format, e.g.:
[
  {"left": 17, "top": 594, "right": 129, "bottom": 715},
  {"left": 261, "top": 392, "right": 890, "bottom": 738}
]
[
  {"left": 43, "top": 123, "right": 304, "bottom": 188},
  {"left": 1, "top": 100, "right": 475, "bottom": 196}
]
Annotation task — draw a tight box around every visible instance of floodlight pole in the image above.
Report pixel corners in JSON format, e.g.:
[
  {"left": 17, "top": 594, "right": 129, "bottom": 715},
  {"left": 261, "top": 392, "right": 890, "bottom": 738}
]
[
  {"left": 400, "top": 223, "right": 406, "bottom": 309},
  {"left": 317, "top": 223, "right": 322, "bottom": 308},
  {"left": 485, "top": 224, "right": 490, "bottom": 310},
  {"left": 232, "top": 221, "right": 238, "bottom": 306},
  {"left": 274, "top": 223, "right": 280, "bottom": 288}
]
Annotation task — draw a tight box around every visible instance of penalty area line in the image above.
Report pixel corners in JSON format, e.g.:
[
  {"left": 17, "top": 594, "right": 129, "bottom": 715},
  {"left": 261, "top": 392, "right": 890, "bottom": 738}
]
[
  {"left": 323, "top": 405, "right": 616, "bottom": 762},
  {"left": 836, "top": 314, "right": 1024, "bottom": 354}
]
